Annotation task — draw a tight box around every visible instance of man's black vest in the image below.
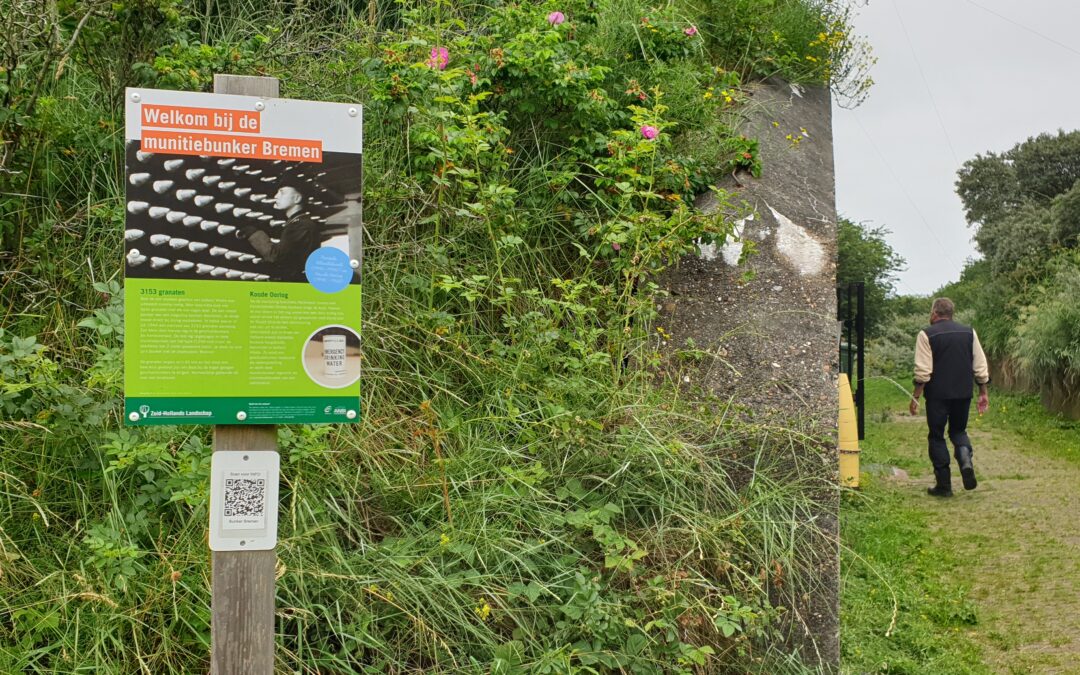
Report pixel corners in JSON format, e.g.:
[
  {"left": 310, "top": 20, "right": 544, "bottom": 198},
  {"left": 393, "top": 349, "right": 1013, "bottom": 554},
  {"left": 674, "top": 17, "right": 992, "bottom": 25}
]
[{"left": 924, "top": 319, "right": 975, "bottom": 400}]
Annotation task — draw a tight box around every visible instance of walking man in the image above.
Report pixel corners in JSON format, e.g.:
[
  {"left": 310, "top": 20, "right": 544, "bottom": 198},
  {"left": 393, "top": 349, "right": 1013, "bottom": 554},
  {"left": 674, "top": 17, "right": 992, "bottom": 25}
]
[{"left": 910, "top": 297, "right": 990, "bottom": 497}]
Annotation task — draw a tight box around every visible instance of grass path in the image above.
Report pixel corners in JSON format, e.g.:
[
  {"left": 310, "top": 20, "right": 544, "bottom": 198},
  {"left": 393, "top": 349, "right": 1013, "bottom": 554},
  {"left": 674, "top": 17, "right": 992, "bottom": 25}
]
[
  {"left": 842, "top": 380, "right": 1080, "bottom": 674},
  {"left": 895, "top": 417, "right": 1080, "bottom": 673}
]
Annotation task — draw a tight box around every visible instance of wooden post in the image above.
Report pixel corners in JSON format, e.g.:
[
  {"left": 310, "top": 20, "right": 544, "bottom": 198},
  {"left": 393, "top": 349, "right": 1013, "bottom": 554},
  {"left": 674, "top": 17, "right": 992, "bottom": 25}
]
[{"left": 211, "top": 74, "right": 280, "bottom": 675}]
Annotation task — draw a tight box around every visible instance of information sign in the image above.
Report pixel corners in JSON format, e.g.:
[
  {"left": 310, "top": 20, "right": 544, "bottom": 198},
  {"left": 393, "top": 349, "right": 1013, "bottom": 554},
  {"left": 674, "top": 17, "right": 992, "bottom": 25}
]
[{"left": 123, "top": 88, "right": 362, "bottom": 425}]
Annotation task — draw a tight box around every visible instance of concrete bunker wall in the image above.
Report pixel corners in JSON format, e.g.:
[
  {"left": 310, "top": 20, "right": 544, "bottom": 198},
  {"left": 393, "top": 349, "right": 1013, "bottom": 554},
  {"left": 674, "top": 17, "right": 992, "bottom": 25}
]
[{"left": 659, "top": 79, "right": 840, "bottom": 666}]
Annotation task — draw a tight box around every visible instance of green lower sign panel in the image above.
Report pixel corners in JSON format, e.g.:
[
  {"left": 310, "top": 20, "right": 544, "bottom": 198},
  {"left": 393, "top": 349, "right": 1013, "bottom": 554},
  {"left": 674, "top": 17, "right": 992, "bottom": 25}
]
[
  {"left": 124, "top": 277, "right": 361, "bottom": 426},
  {"left": 126, "top": 396, "right": 359, "bottom": 425}
]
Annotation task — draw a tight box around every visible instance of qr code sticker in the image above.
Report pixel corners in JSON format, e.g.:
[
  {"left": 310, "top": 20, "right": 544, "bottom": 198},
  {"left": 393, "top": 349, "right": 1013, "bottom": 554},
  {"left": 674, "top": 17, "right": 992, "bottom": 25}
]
[
  {"left": 210, "top": 455, "right": 278, "bottom": 548},
  {"left": 223, "top": 477, "right": 266, "bottom": 528}
]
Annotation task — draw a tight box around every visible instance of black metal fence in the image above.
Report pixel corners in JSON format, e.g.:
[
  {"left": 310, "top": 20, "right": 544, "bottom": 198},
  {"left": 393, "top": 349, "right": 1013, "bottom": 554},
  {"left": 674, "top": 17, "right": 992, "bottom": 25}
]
[{"left": 838, "top": 282, "right": 865, "bottom": 440}]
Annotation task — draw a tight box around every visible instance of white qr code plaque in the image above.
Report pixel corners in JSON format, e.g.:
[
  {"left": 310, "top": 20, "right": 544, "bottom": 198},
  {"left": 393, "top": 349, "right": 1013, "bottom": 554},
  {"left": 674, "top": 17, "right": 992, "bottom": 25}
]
[{"left": 209, "top": 451, "right": 280, "bottom": 551}]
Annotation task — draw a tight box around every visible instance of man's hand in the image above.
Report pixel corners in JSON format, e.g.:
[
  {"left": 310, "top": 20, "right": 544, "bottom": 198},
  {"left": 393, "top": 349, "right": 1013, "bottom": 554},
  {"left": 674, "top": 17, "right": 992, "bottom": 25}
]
[
  {"left": 236, "top": 225, "right": 259, "bottom": 240},
  {"left": 977, "top": 392, "right": 989, "bottom": 414},
  {"left": 909, "top": 397, "right": 919, "bottom": 416}
]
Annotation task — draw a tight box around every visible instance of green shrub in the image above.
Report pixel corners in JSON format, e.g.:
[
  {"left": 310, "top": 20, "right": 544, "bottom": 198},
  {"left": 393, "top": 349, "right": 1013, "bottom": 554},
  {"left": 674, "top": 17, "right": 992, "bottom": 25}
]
[
  {"left": 867, "top": 309, "right": 926, "bottom": 380},
  {"left": 1013, "top": 252, "right": 1080, "bottom": 385}
]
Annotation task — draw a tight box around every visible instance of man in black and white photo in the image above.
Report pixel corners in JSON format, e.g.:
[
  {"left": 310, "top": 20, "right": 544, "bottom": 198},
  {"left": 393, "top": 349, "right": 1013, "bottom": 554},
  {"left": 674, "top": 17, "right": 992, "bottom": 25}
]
[{"left": 237, "top": 184, "right": 323, "bottom": 282}]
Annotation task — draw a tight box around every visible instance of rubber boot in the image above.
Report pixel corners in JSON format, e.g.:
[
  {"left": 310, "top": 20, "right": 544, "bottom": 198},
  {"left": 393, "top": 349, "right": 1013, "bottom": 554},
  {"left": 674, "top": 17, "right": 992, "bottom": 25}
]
[
  {"left": 927, "top": 467, "right": 953, "bottom": 497},
  {"left": 956, "top": 445, "right": 977, "bottom": 491}
]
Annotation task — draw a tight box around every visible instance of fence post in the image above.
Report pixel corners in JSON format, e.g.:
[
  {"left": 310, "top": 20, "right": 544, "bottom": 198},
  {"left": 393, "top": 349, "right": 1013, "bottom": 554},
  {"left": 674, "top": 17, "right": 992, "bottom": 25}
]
[
  {"left": 855, "top": 281, "right": 865, "bottom": 440},
  {"left": 210, "top": 73, "right": 280, "bottom": 675}
]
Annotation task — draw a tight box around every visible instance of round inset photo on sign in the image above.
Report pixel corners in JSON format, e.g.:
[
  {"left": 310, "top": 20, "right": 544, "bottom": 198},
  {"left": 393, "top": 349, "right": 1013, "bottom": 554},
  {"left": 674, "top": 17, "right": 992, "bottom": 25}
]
[{"left": 302, "top": 325, "right": 361, "bottom": 388}]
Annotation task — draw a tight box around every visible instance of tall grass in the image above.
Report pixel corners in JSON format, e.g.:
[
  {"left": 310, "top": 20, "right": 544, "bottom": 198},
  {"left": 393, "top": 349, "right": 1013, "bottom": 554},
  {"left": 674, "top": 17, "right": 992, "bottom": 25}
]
[{"left": 1013, "top": 253, "right": 1080, "bottom": 386}]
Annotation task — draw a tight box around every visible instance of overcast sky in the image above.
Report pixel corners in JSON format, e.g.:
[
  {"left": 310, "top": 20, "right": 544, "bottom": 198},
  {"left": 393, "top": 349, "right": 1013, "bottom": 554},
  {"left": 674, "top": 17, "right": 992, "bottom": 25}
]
[{"left": 832, "top": 0, "right": 1080, "bottom": 295}]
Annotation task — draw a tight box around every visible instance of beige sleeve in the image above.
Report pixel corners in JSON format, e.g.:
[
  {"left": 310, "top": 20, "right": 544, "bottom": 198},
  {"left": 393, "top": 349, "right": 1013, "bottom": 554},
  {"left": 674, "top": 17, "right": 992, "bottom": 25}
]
[
  {"left": 972, "top": 329, "right": 990, "bottom": 384},
  {"left": 914, "top": 330, "right": 933, "bottom": 384}
]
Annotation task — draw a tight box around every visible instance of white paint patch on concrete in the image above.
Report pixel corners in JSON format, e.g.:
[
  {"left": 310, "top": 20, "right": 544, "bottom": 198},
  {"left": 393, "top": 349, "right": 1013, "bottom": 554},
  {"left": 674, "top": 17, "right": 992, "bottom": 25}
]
[
  {"left": 699, "top": 213, "right": 754, "bottom": 265},
  {"left": 789, "top": 83, "right": 804, "bottom": 98},
  {"left": 720, "top": 238, "right": 743, "bottom": 266},
  {"left": 768, "top": 204, "right": 825, "bottom": 277},
  {"left": 698, "top": 240, "right": 719, "bottom": 261},
  {"left": 720, "top": 213, "right": 754, "bottom": 265}
]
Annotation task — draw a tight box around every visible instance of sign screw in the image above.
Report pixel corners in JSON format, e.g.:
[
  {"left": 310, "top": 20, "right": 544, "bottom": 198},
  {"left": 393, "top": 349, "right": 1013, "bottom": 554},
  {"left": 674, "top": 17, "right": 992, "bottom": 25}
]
[
  {"left": 346, "top": 410, "right": 357, "bottom": 420},
  {"left": 350, "top": 259, "right": 360, "bottom": 269},
  {"left": 348, "top": 107, "right": 358, "bottom": 117},
  {"left": 128, "top": 411, "right": 140, "bottom": 422},
  {"left": 236, "top": 411, "right": 248, "bottom": 421},
  {"left": 254, "top": 101, "right": 265, "bottom": 111},
  {"left": 130, "top": 92, "right": 141, "bottom": 102}
]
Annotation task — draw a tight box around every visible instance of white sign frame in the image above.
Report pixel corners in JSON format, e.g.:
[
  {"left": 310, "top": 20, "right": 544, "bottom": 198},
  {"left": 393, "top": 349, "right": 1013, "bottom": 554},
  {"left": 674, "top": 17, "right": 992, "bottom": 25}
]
[{"left": 126, "top": 88, "right": 363, "bottom": 154}]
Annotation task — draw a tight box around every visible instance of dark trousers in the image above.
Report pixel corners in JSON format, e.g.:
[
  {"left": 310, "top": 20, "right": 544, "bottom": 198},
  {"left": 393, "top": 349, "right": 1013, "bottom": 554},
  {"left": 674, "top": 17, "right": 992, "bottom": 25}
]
[{"left": 926, "top": 397, "right": 972, "bottom": 486}]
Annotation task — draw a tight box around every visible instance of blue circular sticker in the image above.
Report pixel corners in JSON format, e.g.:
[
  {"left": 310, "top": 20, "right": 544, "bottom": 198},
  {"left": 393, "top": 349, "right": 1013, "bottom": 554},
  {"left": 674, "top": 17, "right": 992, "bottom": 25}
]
[{"left": 305, "top": 247, "right": 353, "bottom": 293}]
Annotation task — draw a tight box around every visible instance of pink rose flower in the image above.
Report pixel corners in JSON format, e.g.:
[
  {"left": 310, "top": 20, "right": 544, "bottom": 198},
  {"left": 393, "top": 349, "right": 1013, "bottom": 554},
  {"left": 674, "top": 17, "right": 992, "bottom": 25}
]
[
  {"left": 427, "top": 47, "right": 449, "bottom": 70},
  {"left": 547, "top": 11, "right": 566, "bottom": 25},
  {"left": 684, "top": 25, "right": 698, "bottom": 37},
  {"left": 640, "top": 125, "right": 659, "bottom": 140}
]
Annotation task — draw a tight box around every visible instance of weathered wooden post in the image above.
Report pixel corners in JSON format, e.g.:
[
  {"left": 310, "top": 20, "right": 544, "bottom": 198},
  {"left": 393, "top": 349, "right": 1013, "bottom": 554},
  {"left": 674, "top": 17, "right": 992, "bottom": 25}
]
[
  {"left": 211, "top": 74, "right": 280, "bottom": 675},
  {"left": 210, "top": 425, "right": 278, "bottom": 674}
]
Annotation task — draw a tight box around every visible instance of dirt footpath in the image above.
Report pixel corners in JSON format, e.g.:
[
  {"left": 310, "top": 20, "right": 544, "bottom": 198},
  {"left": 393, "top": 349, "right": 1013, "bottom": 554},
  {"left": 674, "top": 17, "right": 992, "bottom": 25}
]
[{"left": 894, "top": 417, "right": 1080, "bottom": 673}]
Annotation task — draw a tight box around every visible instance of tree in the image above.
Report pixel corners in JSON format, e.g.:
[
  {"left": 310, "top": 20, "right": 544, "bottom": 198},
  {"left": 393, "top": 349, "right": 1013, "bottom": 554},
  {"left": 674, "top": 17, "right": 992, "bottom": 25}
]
[
  {"left": 973, "top": 203, "right": 1055, "bottom": 276},
  {"left": 836, "top": 217, "right": 906, "bottom": 338},
  {"left": 1051, "top": 179, "right": 1080, "bottom": 246},
  {"left": 953, "top": 128, "right": 1080, "bottom": 372},
  {"left": 1011, "top": 130, "right": 1080, "bottom": 204},
  {"left": 955, "top": 130, "right": 1080, "bottom": 228},
  {"left": 954, "top": 151, "right": 1020, "bottom": 226}
]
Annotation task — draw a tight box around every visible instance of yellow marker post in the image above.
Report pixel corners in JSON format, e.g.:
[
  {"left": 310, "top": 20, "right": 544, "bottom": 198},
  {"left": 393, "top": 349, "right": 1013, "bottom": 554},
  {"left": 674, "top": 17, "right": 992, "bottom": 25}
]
[{"left": 838, "top": 373, "right": 860, "bottom": 487}]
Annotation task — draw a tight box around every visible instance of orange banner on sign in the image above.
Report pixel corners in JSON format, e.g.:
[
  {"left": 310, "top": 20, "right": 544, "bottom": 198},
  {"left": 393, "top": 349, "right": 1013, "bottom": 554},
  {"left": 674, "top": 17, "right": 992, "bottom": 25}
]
[
  {"left": 141, "top": 130, "right": 323, "bottom": 163},
  {"left": 142, "top": 104, "right": 261, "bottom": 133}
]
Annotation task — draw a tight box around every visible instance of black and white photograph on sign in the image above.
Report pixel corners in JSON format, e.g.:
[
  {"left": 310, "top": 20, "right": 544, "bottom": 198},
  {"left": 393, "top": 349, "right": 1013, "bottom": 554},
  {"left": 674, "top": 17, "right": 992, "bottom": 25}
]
[
  {"left": 124, "top": 143, "right": 362, "bottom": 283},
  {"left": 302, "top": 325, "right": 361, "bottom": 388}
]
